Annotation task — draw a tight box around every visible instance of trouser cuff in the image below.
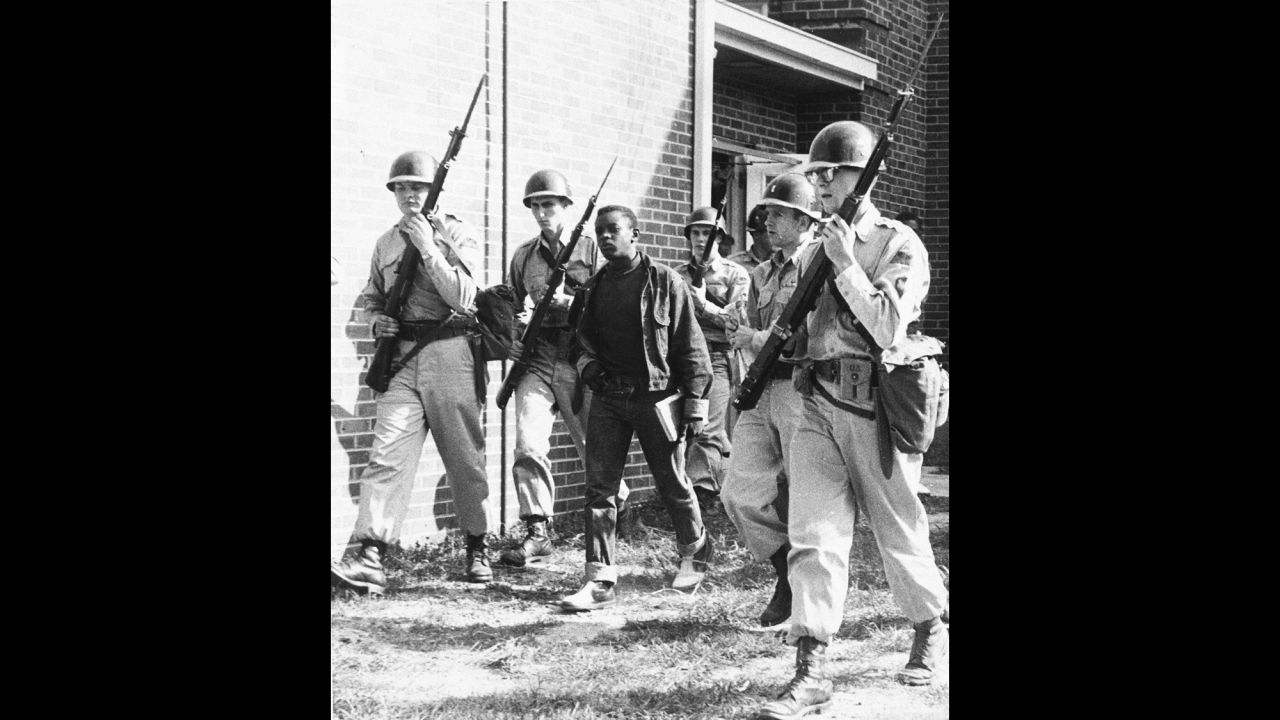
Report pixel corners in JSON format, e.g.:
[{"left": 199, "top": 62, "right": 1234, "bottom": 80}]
[
  {"left": 584, "top": 561, "right": 617, "bottom": 584},
  {"left": 676, "top": 529, "right": 706, "bottom": 557}
]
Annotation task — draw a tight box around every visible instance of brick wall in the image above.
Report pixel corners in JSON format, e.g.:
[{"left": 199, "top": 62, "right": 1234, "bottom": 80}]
[
  {"left": 713, "top": 76, "right": 798, "bottom": 154},
  {"left": 769, "top": 0, "right": 950, "bottom": 361},
  {"left": 331, "top": 0, "right": 695, "bottom": 556}
]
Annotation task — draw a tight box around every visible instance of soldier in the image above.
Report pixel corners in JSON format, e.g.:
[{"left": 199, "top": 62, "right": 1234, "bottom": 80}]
[
  {"left": 499, "top": 169, "right": 628, "bottom": 566},
  {"left": 558, "top": 205, "right": 714, "bottom": 611},
  {"left": 721, "top": 174, "right": 821, "bottom": 629},
  {"left": 673, "top": 207, "right": 751, "bottom": 514},
  {"left": 756, "top": 122, "right": 949, "bottom": 720},
  {"left": 726, "top": 204, "right": 773, "bottom": 272},
  {"left": 330, "top": 150, "right": 495, "bottom": 594}
]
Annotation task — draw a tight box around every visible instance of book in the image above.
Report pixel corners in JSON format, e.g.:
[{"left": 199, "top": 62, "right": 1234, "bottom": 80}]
[{"left": 653, "top": 391, "right": 684, "bottom": 442}]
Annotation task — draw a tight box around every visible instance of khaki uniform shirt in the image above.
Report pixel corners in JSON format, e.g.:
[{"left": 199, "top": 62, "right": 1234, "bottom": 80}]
[
  {"left": 359, "top": 213, "right": 480, "bottom": 323},
  {"left": 673, "top": 256, "right": 751, "bottom": 346},
  {"left": 791, "top": 203, "right": 931, "bottom": 364},
  {"left": 507, "top": 230, "right": 602, "bottom": 329}
]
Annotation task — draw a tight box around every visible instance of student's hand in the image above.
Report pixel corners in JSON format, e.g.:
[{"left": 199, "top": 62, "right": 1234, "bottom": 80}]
[{"left": 582, "top": 362, "right": 607, "bottom": 392}]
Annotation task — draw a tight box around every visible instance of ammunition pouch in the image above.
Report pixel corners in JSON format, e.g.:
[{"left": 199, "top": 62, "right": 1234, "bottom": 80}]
[{"left": 875, "top": 352, "right": 948, "bottom": 455}]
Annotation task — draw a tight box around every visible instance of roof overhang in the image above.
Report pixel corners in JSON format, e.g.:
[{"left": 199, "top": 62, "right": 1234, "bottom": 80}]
[{"left": 713, "top": 0, "right": 877, "bottom": 92}]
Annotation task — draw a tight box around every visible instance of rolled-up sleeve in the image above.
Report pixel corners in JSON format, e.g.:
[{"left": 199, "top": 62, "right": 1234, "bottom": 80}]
[
  {"left": 420, "top": 216, "right": 479, "bottom": 312},
  {"left": 832, "top": 234, "right": 929, "bottom": 350}
]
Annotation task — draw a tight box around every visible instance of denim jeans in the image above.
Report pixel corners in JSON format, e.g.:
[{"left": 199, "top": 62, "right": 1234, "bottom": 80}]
[{"left": 583, "top": 389, "right": 705, "bottom": 583}]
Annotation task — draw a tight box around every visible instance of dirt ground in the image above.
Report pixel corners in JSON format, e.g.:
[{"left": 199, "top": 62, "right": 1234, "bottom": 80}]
[{"left": 332, "top": 495, "right": 949, "bottom": 719}]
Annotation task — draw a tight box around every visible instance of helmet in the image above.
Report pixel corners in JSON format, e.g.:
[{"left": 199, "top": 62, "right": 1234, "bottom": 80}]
[
  {"left": 683, "top": 206, "right": 720, "bottom": 239},
  {"left": 758, "top": 173, "right": 822, "bottom": 220},
  {"left": 522, "top": 169, "right": 573, "bottom": 207},
  {"left": 795, "top": 120, "right": 877, "bottom": 174},
  {"left": 386, "top": 151, "right": 438, "bottom": 191},
  {"left": 746, "top": 204, "right": 768, "bottom": 232}
]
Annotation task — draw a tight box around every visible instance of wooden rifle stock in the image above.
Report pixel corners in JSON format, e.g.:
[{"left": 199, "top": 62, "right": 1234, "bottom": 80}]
[
  {"left": 365, "top": 74, "right": 488, "bottom": 393},
  {"left": 732, "top": 15, "right": 942, "bottom": 412},
  {"left": 495, "top": 158, "right": 618, "bottom": 411}
]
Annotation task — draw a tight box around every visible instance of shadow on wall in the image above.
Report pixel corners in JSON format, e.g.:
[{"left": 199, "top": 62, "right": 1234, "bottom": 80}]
[{"left": 336, "top": 291, "right": 460, "bottom": 538}]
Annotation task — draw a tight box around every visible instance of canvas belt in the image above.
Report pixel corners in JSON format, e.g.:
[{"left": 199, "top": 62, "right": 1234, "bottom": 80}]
[{"left": 811, "top": 358, "right": 879, "bottom": 388}]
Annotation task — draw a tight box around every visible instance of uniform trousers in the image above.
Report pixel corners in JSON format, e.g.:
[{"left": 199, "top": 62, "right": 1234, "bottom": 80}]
[
  {"left": 583, "top": 389, "right": 705, "bottom": 584},
  {"left": 512, "top": 348, "right": 629, "bottom": 520},
  {"left": 721, "top": 375, "right": 803, "bottom": 560},
  {"left": 786, "top": 389, "right": 947, "bottom": 646},
  {"left": 685, "top": 350, "right": 732, "bottom": 495},
  {"left": 353, "top": 335, "right": 490, "bottom": 541}
]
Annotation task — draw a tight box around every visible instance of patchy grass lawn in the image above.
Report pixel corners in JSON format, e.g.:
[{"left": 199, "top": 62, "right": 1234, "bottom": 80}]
[{"left": 332, "top": 494, "right": 950, "bottom": 719}]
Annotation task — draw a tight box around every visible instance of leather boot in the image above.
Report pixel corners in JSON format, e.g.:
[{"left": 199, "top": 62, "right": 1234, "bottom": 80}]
[
  {"left": 499, "top": 516, "right": 552, "bottom": 567},
  {"left": 330, "top": 539, "right": 387, "bottom": 596},
  {"left": 896, "top": 616, "right": 948, "bottom": 685},
  {"left": 759, "top": 543, "right": 792, "bottom": 627},
  {"left": 465, "top": 533, "right": 493, "bottom": 583},
  {"left": 756, "top": 636, "right": 834, "bottom": 719}
]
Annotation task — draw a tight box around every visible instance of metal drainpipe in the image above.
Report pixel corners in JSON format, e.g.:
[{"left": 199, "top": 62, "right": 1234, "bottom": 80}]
[{"left": 498, "top": 0, "right": 509, "bottom": 534}]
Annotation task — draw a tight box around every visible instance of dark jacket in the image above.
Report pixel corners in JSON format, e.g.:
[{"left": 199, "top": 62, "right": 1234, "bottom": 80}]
[{"left": 569, "top": 252, "right": 712, "bottom": 399}]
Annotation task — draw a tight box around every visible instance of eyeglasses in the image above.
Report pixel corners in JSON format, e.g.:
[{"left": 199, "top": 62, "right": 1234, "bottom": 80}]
[{"left": 803, "top": 166, "right": 855, "bottom": 184}]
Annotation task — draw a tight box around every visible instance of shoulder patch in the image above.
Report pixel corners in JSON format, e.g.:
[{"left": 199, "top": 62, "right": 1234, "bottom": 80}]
[{"left": 888, "top": 246, "right": 914, "bottom": 266}]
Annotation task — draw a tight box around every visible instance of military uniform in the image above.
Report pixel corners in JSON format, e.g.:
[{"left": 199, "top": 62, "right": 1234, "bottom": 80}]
[
  {"left": 721, "top": 240, "right": 814, "bottom": 562},
  {"left": 786, "top": 203, "right": 948, "bottom": 646},
  {"left": 674, "top": 256, "right": 750, "bottom": 498},
  {"left": 506, "top": 230, "right": 629, "bottom": 523},
  {"left": 352, "top": 213, "right": 491, "bottom": 545}
]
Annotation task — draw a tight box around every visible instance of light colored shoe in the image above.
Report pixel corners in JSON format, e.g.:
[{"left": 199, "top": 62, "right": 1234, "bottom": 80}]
[
  {"left": 671, "top": 534, "right": 714, "bottom": 593},
  {"left": 559, "top": 581, "right": 617, "bottom": 611}
]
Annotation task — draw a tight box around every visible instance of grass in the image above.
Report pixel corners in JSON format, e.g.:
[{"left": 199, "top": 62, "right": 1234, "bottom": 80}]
[{"left": 332, "top": 493, "right": 950, "bottom": 719}]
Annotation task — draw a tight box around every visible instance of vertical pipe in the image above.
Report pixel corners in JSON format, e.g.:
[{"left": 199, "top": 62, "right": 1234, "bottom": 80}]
[
  {"left": 692, "top": 0, "right": 715, "bottom": 209},
  {"left": 499, "top": 0, "right": 509, "bottom": 534}
]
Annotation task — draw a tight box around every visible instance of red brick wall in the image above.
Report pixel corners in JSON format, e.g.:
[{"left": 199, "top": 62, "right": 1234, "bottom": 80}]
[{"left": 331, "top": 0, "right": 695, "bottom": 555}]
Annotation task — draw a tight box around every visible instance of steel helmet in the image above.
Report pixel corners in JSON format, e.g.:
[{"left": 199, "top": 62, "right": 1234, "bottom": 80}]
[
  {"left": 746, "top": 204, "right": 768, "bottom": 233},
  {"left": 522, "top": 169, "right": 574, "bottom": 207},
  {"left": 386, "top": 151, "right": 438, "bottom": 191},
  {"left": 683, "top": 206, "right": 721, "bottom": 239},
  {"left": 758, "top": 173, "right": 822, "bottom": 220},
  {"left": 795, "top": 120, "right": 878, "bottom": 174}
]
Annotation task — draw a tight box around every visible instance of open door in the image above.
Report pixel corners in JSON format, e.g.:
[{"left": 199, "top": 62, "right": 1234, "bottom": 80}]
[{"left": 743, "top": 154, "right": 807, "bottom": 252}]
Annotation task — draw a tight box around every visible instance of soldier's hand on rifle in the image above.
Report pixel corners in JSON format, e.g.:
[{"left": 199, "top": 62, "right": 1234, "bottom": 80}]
[
  {"left": 549, "top": 280, "right": 576, "bottom": 310},
  {"left": 399, "top": 213, "right": 436, "bottom": 256},
  {"left": 820, "top": 213, "right": 856, "bottom": 274},
  {"left": 730, "top": 325, "right": 758, "bottom": 352},
  {"left": 508, "top": 339, "right": 525, "bottom": 359},
  {"left": 371, "top": 312, "right": 400, "bottom": 339}
]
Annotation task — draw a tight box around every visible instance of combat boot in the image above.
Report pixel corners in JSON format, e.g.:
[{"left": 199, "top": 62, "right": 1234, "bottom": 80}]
[
  {"left": 756, "top": 636, "right": 833, "bottom": 719},
  {"left": 330, "top": 539, "right": 387, "bottom": 596},
  {"left": 896, "top": 616, "right": 949, "bottom": 686},
  {"left": 499, "top": 516, "right": 552, "bottom": 567},
  {"left": 465, "top": 533, "right": 493, "bottom": 583},
  {"left": 759, "top": 543, "right": 792, "bottom": 627},
  {"left": 671, "top": 532, "right": 714, "bottom": 593}
]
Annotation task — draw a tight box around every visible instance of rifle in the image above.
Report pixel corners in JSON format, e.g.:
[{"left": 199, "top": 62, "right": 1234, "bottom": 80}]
[
  {"left": 688, "top": 186, "right": 731, "bottom": 307},
  {"left": 494, "top": 157, "right": 618, "bottom": 411},
  {"left": 733, "top": 15, "right": 943, "bottom": 412},
  {"left": 365, "top": 74, "right": 488, "bottom": 393}
]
